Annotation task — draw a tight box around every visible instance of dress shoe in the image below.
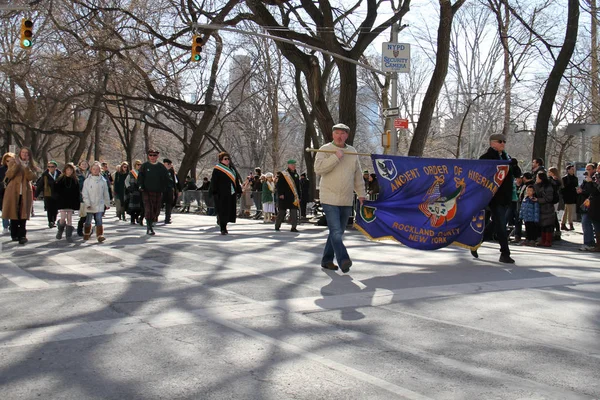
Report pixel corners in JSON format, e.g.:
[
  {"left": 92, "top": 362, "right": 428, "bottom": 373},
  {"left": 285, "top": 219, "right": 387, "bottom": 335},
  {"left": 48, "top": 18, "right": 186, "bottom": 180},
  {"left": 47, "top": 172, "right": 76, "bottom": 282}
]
[
  {"left": 275, "top": 227, "right": 280, "bottom": 231},
  {"left": 321, "top": 262, "right": 338, "bottom": 271},
  {"left": 470, "top": 250, "right": 479, "bottom": 259},
  {"left": 18, "top": 237, "right": 28, "bottom": 245},
  {"left": 290, "top": 228, "right": 299, "bottom": 233},
  {"left": 499, "top": 254, "right": 515, "bottom": 264},
  {"left": 340, "top": 259, "right": 352, "bottom": 273}
]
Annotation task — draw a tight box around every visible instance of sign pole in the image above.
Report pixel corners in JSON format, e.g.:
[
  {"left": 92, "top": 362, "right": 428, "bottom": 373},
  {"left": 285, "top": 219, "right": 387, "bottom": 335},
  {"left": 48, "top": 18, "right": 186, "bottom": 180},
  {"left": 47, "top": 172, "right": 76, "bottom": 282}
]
[{"left": 390, "top": 23, "right": 399, "bottom": 155}]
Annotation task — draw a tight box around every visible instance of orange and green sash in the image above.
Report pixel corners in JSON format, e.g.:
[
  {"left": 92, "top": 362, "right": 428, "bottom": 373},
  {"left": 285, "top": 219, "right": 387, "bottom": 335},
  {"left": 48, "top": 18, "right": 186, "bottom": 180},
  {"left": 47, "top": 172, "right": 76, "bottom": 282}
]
[
  {"left": 214, "top": 163, "right": 237, "bottom": 185},
  {"left": 281, "top": 170, "right": 300, "bottom": 207}
]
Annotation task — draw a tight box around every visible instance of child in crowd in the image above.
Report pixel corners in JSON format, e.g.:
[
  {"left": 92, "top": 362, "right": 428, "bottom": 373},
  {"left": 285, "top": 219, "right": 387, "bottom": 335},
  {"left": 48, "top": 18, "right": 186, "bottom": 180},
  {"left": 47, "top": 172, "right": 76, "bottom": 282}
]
[
  {"left": 519, "top": 185, "right": 539, "bottom": 246},
  {"left": 54, "top": 163, "right": 80, "bottom": 242},
  {"left": 82, "top": 162, "right": 110, "bottom": 242},
  {"left": 262, "top": 173, "right": 275, "bottom": 223}
]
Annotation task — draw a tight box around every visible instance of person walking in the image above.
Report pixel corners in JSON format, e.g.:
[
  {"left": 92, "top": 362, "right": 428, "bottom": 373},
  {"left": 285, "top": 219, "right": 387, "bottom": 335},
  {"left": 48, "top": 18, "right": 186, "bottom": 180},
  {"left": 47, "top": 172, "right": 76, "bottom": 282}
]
[
  {"left": 299, "top": 172, "right": 311, "bottom": 219},
  {"left": 275, "top": 159, "right": 301, "bottom": 232},
  {"left": 475, "top": 133, "right": 518, "bottom": 263},
  {"left": 82, "top": 163, "right": 111, "bottom": 242},
  {"left": 314, "top": 123, "right": 366, "bottom": 273},
  {"left": 76, "top": 160, "right": 91, "bottom": 236},
  {"left": 113, "top": 162, "right": 129, "bottom": 221},
  {"left": 54, "top": 163, "right": 80, "bottom": 242},
  {"left": 138, "top": 150, "right": 172, "bottom": 235},
  {"left": 209, "top": 152, "right": 242, "bottom": 235},
  {"left": 162, "top": 158, "right": 178, "bottom": 224},
  {"left": 35, "top": 160, "right": 61, "bottom": 228},
  {"left": 2, "top": 147, "right": 38, "bottom": 244},
  {"left": 0, "top": 152, "right": 15, "bottom": 235},
  {"left": 125, "top": 160, "right": 144, "bottom": 225},
  {"left": 261, "top": 172, "right": 275, "bottom": 223},
  {"left": 561, "top": 164, "right": 578, "bottom": 231}
]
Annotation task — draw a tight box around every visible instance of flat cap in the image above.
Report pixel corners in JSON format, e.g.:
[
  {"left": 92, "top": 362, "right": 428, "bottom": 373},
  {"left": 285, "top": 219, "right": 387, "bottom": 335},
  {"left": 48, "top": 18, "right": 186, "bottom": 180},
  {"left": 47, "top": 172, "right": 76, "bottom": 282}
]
[
  {"left": 287, "top": 159, "right": 297, "bottom": 164},
  {"left": 332, "top": 123, "right": 350, "bottom": 132},
  {"left": 489, "top": 133, "right": 506, "bottom": 142}
]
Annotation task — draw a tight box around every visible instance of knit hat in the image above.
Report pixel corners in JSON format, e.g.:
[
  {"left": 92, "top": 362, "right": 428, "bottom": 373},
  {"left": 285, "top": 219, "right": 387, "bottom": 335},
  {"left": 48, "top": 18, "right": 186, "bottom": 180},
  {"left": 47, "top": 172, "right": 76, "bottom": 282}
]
[
  {"left": 265, "top": 172, "right": 273, "bottom": 178},
  {"left": 48, "top": 160, "right": 58, "bottom": 167}
]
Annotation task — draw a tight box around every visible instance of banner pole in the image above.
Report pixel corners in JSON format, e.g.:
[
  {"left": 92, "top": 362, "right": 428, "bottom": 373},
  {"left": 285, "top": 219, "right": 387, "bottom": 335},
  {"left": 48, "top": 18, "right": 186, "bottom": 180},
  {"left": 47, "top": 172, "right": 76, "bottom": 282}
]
[{"left": 305, "top": 148, "right": 371, "bottom": 157}]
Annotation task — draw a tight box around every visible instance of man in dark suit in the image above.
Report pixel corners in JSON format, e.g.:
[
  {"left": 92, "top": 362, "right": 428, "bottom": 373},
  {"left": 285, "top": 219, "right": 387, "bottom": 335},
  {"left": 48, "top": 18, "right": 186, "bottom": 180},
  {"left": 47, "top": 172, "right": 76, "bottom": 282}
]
[
  {"left": 299, "top": 173, "right": 310, "bottom": 219},
  {"left": 275, "top": 159, "right": 301, "bottom": 232}
]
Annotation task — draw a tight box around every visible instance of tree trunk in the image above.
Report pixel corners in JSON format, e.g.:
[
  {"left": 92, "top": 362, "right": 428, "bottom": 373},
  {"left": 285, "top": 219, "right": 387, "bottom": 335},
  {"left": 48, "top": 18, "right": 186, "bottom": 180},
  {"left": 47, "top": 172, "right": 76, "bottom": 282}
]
[
  {"left": 408, "top": 0, "right": 464, "bottom": 156},
  {"left": 337, "top": 61, "right": 358, "bottom": 144},
  {"left": 532, "top": 0, "right": 579, "bottom": 160}
]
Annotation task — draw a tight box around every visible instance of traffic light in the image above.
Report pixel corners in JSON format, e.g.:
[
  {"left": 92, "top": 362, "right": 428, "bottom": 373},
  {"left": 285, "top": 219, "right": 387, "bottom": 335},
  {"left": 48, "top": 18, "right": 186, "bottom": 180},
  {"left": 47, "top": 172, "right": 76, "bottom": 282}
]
[
  {"left": 191, "top": 35, "right": 203, "bottom": 62},
  {"left": 20, "top": 18, "right": 33, "bottom": 49}
]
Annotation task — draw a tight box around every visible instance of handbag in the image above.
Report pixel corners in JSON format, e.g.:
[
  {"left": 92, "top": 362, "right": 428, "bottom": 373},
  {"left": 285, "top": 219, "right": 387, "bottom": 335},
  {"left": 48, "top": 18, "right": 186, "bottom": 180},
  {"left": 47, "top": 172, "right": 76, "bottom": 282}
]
[{"left": 79, "top": 202, "right": 87, "bottom": 217}]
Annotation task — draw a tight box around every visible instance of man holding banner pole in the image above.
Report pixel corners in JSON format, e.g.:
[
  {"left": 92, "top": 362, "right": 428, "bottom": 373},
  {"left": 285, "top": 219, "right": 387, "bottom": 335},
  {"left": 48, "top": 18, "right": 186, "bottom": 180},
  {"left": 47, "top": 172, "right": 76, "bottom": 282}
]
[
  {"left": 314, "top": 123, "right": 367, "bottom": 273},
  {"left": 476, "top": 133, "right": 519, "bottom": 263}
]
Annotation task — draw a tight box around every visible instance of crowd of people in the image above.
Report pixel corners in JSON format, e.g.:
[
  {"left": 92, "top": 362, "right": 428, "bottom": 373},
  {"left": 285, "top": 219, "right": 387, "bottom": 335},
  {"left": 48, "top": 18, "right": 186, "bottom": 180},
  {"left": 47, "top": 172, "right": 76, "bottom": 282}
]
[
  {"left": 472, "top": 133, "right": 600, "bottom": 264},
  {"left": 1, "top": 128, "right": 599, "bottom": 273}
]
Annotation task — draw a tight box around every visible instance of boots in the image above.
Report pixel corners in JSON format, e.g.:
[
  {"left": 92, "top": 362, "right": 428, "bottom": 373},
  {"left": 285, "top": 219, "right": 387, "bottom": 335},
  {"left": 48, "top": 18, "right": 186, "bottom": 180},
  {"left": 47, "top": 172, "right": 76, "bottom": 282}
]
[
  {"left": 96, "top": 226, "right": 105, "bottom": 242},
  {"left": 540, "top": 231, "right": 552, "bottom": 247},
  {"left": 83, "top": 224, "right": 92, "bottom": 241},
  {"left": 146, "top": 219, "right": 155, "bottom": 235},
  {"left": 77, "top": 218, "right": 85, "bottom": 236},
  {"left": 56, "top": 221, "right": 66, "bottom": 240},
  {"left": 65, "top": 225, "right": 74, "bottom": 242},
  {"left": 560, "top": 223, "right": 568, "bottom": 231}
]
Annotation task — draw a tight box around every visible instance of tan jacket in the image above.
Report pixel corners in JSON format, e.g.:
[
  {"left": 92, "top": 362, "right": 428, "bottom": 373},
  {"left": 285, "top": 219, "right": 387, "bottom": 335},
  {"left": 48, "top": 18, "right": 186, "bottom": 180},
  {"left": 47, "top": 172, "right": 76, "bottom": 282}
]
[
  {"left": 314, "top": 142, "right": 366, "bottom": 206},
  {"left": 2, "top": 160, "right": 37, "bottom": 220}
]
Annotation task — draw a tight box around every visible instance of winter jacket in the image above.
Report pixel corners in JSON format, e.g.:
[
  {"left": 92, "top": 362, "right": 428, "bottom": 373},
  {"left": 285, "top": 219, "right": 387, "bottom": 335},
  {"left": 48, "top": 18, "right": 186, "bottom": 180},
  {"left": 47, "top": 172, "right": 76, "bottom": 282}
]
[
  {"left": 82, "top": 175, "right": 111, "bottom": 213},
  {"left": 138, "top": 162, "right": 172, "bottom": 193},
  {"left": 519, "top": 197, "right": 540, "bottom": 223},
  {"left": 561, "top": 174, "right": 579, "bottom": 204},
  {"left": 479, "top": 147, "right": 514, "bottom": 207},
  {"left": 534, "top": 182, "right": 555, "bottom": 227},
  {"left": 55, "top": 175, "right": 81, "bottom": 211},
  {"left": 35, "top": 169, "right": 61, "bottom": 199},
  {"left": 261, "top": 180, "right": 274, "bottom": 203},
  {"left": 1, "top": 160, "right": 37, "bottom": 220},
  {"left": 276, "top": 168, "right": 301, "bottom": 210}
]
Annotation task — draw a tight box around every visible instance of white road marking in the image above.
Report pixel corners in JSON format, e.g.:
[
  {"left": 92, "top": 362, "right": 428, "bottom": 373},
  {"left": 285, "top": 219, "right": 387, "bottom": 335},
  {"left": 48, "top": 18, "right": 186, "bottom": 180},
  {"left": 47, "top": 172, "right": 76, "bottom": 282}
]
[{"left": 0, "top": 260, "right": 50, "bottom": 289}]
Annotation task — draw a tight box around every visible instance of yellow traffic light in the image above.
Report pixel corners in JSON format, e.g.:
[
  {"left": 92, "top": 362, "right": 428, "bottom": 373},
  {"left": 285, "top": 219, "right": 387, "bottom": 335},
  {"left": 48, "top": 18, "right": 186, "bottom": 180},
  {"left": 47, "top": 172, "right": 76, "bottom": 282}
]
[
  {"left": 20, "top": 18, "right": 33, "bottom": 49},
  {"left": 191, "top": 35, "right": 203, "bottom": 61}
]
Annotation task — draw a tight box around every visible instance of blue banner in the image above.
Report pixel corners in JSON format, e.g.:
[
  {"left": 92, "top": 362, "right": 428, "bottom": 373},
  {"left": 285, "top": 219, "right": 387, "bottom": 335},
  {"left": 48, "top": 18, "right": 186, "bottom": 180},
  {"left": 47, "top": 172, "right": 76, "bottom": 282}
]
[{"left": 355, "top": 155, "right": 510, "bottom": 250}]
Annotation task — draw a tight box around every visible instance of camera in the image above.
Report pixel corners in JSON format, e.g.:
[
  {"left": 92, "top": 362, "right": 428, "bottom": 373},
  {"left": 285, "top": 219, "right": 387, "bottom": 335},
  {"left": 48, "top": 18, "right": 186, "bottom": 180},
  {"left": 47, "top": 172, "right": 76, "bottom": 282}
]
[{"left": 584, "top": 172, "right": 588, "bottom": 176}]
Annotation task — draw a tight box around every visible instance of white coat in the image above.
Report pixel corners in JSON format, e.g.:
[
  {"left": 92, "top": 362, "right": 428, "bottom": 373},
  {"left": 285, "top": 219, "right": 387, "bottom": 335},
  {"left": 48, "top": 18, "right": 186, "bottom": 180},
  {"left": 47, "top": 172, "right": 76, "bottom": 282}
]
[{"left": 82, "top": 175, "right": 110, "bottom": 213}]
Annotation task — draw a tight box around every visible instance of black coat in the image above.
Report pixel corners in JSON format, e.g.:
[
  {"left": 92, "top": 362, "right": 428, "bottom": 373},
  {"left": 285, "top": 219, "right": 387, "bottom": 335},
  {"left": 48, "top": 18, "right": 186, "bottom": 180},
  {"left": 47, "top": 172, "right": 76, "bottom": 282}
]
[
  {"left": 561, "top": 174, "right": 578, "bottom": 204},
  {"left": 300, "top": 177, "right": 311, "bottom": 203},
  {"left": 55, "top": 175, "right": 81, "bottom": 211},
  {"left": 209, "top": 164, "right": 242, "bottom": 224},
  {"left": 583, "top": 175, "right": 600, "bottom": 220},
  {"left": 534, "top": 182, "right": 556, "bottom": 227},
  {"left": 276, "top": 168, "right": 300, "bottom": 209},
  {"left": 35, "top": 169, "right": 61, "bottom": 199},
  {"left": 479, "top": 147, "right": 513, "bottom": 207}
]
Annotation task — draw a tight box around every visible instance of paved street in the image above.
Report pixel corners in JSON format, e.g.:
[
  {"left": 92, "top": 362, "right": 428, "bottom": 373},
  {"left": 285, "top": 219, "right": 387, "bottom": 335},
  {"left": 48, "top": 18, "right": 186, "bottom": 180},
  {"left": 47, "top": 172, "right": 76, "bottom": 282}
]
[{"left": 1, "top": 202, "right": 599, "bottom": 399}]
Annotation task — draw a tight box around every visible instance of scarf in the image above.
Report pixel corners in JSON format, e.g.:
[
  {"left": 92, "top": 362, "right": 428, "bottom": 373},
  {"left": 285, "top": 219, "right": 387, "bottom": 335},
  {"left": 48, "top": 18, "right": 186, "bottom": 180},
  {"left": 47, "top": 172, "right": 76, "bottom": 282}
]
[
  {"left": 214, "top": 163, "right": 237, "bottom": 185},
  {"left": 281, "top": 170, "right": 300, "bottom": 207}
]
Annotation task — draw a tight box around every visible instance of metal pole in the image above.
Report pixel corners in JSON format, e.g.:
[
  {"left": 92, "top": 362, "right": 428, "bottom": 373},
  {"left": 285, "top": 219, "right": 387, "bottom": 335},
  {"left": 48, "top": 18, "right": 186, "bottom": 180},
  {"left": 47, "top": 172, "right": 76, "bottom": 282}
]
[{"left": 390, "top": 23, "right": 399, "bottom": 155}]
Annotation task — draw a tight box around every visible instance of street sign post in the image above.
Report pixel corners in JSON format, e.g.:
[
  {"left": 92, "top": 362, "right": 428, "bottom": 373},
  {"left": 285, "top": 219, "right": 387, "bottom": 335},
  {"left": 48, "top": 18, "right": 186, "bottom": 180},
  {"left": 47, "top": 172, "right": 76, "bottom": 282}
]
[
  {"left": 382, "top": 43, "right": 411, "bottom": 73},
  {"left": 382, "top": 107, "right": 400, "bottom": 118}
]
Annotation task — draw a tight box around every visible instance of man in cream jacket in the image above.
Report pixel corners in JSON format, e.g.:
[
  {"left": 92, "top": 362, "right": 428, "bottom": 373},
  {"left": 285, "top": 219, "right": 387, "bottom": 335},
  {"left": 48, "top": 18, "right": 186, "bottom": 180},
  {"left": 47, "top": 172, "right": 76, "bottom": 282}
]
[{"left": 314, "top": 123, "right": 366, "bottom": 273}]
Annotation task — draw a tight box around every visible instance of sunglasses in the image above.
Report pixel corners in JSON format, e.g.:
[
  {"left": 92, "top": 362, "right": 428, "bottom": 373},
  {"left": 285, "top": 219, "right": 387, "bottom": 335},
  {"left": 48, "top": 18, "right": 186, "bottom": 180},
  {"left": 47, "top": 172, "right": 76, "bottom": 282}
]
[
  {"left": 496, "top": 140, "right": 506, "bottom": 144},
  {"left": 48, "top": 165, "right": 56, "bottom": 168},
  {"left": 222, "top": 158, "right": 230, "bottom": 161},
  {"left": 149, "top": 153, "right": 159, "bottom": 156}
]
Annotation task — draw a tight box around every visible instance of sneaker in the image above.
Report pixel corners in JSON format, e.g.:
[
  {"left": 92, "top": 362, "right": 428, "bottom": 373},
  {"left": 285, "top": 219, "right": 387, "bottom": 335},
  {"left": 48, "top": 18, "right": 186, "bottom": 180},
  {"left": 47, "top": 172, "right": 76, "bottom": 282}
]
[
  {"left": 579, "top": 245, "right": 595, "bottom": 251},
  {"left": 499, "top": 254, "right": 515, "bottom": 264},
  {"left": 2, "top": 228, "right": 9, "bottom": 235}
]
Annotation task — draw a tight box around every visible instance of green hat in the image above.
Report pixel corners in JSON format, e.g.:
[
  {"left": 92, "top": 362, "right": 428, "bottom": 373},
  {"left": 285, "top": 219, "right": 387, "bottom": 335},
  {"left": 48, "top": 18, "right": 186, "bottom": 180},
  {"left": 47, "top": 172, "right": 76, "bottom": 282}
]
[
  {"left": 287, "top": 159, "right": 297, "bottom": 165},
  {"left": 49, "top": 160, "right": 58, "bottom": 167},
  {"left": 363, "top": 170, "right": 369, "bottom": 174}
]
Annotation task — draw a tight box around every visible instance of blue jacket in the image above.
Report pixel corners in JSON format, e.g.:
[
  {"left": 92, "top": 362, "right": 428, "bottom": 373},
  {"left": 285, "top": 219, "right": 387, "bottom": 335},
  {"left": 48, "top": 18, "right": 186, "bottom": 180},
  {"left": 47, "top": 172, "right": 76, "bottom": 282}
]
[{"left": 519, "top": 197, "right": 540, "bottom": 223}]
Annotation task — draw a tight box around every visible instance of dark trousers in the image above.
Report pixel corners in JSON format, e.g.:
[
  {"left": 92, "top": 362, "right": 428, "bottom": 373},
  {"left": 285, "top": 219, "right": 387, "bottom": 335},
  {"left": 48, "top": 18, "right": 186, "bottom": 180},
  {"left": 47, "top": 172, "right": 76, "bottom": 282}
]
[
  {"left": 275, "top": 207, "right": 298, "bottom": 229},
  {"left": 524, "top": 221, "right": 538, "bottom": 241},
  {"left": 490, "top": 204, "right": 510, "bottom": 255},
  {"left": 300, "top": 199, "right": 308, "bottom": 218},
  {"left": 142, "top": 191, "right": 162, "bottom": 222},
  {"left": 44, "top": 197, "right": 59, "bottom": 225},
  {"left": 10, "top": 219, "right": 27, "bottom": 240},
  {"left": 164, "top": 190, "right": 174, "bottom": 222}
]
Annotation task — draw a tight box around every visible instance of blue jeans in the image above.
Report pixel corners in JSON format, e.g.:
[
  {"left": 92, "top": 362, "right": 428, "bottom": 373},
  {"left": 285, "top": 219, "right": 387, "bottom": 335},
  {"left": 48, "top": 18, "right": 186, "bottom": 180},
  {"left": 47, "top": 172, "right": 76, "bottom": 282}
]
[
  {"left": 85, "top": 212, "right": 104, "bottom": 227},
  {"left": 2, "top": 218, "right": 9, "bottom": 230},
  {"left": 321, "top": 204, "right": 353, "bottom": 265},
  {"left": 581, "top": 213, "right": 600, "bottom": 245}
]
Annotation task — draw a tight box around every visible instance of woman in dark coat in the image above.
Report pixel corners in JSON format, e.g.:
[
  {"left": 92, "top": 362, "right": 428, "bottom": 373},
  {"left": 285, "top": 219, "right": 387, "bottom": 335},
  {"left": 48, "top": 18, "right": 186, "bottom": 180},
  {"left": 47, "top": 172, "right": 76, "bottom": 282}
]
[
  {"left": 54, "top": 163, "right": 80, "bottom": 241},
  {"left": 534, "top": 171, "right": 555, "bottom": 247},
  {"left": 209, "top": 151, "right": 242, "bottom": 235},
  {"left": 125, "top": 160, "right": 143, "bottom": 225},
  {"left": 113, "top": 162, "right": 129, "bottom": 221},
  {"left": 561, "top": 165, "right": 578, "bottom": 230}
]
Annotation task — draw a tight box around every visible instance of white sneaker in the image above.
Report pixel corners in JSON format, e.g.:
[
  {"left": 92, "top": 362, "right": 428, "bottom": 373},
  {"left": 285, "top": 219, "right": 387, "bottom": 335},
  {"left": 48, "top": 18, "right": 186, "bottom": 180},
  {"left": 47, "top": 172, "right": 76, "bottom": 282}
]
[
  {"left": 579, "top": 245, "right": 595, "bottom": 251},
  {"left": 2, "top": 228, "right": 9, "bottom": 235}
]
